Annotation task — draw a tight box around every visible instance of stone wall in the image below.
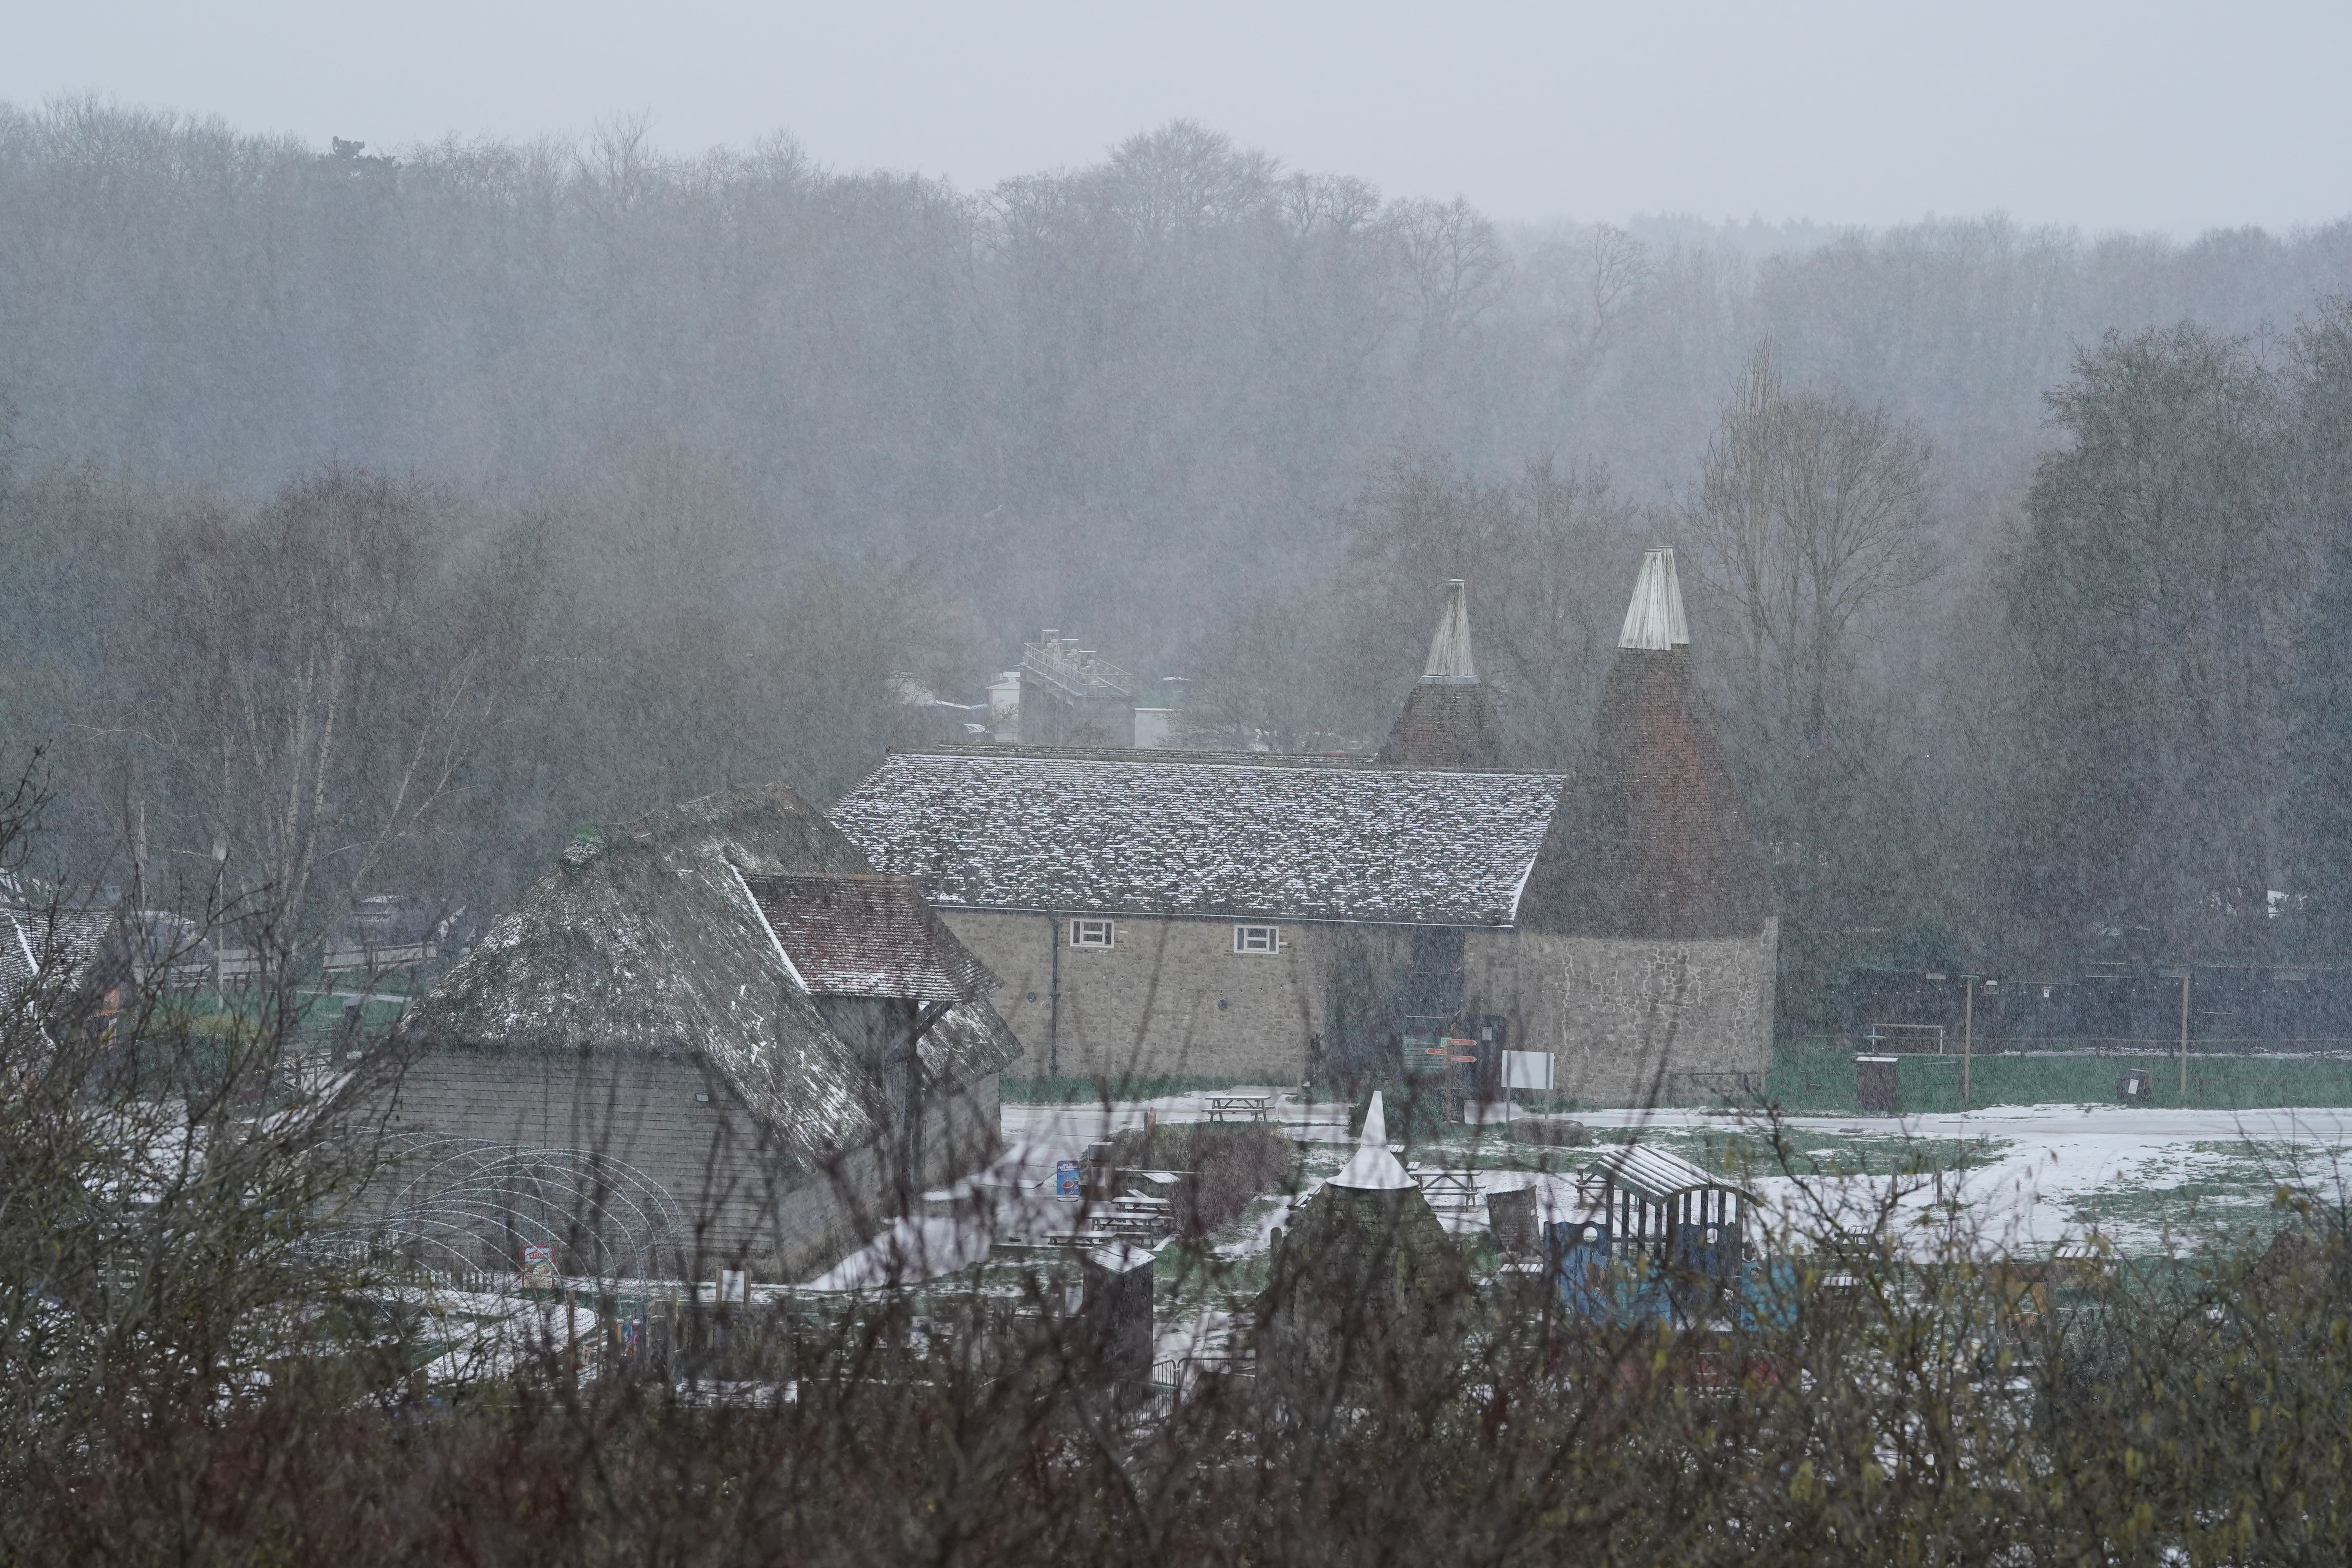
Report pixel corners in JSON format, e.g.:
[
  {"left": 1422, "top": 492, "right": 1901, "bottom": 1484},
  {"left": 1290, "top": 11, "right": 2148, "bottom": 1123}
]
[
  {"left": 1463, "top": 917, "right": 1777, "bottom": 1106},
  {"left": 374, "top": 1046, "right": 1001, "bottom": 1280},
  {"left": 937, "top": 906, "right": 1776, "bottom": 1105},
  {"left": 941, "top": 909, "right": 1372, "bottom": 1084}
]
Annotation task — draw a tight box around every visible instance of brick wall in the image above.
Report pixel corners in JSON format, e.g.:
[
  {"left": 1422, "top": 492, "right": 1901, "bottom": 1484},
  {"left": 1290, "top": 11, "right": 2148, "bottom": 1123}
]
[
  {"left": 374, "top": 1046, "right": 1001, "bottom": 1281},
  {"left": 1463, "top": 917, "right": 1778, "bottom": 1105}
]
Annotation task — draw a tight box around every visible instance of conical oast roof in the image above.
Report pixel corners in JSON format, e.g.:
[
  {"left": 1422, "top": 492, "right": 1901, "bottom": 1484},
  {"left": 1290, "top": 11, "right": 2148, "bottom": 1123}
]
[
  {"left": 1377, "top": 580, "right": 1499, "bottom": 769},
  {"left": 1617, "top": 548, "right": 1689, "bottom": 651},
  {"left": 1517, "top": 550, "right": 1771, "bottom": 938}
]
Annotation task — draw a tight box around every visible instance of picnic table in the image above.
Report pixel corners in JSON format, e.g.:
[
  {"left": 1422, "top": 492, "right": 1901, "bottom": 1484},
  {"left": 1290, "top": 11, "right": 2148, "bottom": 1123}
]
[
  {"left": 1407, "top": 1165, "right": 1483, "bottom": 1214},
  {"left": 1206, "top": 1093, "right": 1274, "bottom": 1123}
]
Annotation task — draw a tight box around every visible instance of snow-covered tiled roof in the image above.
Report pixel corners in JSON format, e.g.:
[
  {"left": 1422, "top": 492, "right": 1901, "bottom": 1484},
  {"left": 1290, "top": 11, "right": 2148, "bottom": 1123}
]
[
  {"left": 829, "top": 748, "right": 1565, "bottom": 926},
  {"left": 741, "top": 872, "right": 995, "bottom": 1003},
  {"left": 0, "top": 902, "right": 116, "bottom": 1011}
]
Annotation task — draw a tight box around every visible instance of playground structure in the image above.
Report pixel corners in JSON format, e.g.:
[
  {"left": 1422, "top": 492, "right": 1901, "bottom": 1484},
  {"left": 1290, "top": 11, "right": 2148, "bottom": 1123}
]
[{"left": 1549, "top": 1143, "right": 1783, "bottom": 1328}]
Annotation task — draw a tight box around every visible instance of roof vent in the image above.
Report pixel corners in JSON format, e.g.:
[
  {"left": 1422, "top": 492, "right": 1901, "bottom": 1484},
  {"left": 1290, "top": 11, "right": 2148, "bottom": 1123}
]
[{"left": 1420, "top": 579, "right": 1477, "bottom": 683}]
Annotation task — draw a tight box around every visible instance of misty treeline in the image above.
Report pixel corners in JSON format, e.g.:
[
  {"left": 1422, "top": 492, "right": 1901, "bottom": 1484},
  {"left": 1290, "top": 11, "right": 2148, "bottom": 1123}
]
[{"left": 3, "top": 99, "right": 2351, "bottom": 1008}]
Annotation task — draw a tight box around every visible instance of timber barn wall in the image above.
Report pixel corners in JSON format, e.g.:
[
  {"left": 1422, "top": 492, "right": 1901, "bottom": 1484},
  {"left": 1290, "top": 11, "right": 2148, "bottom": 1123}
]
[{"left": 378, "top": 1047, "right": 1001, "bottom": 1280}]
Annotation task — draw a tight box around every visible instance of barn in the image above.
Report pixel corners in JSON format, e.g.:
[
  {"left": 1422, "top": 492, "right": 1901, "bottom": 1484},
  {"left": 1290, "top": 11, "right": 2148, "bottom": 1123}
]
[
  {"left": 829, "top": 552, "right": 1777, "bottom": 1107},
  {"left": 375, "top": 782, "right": 1020, "bottom": 1283}
]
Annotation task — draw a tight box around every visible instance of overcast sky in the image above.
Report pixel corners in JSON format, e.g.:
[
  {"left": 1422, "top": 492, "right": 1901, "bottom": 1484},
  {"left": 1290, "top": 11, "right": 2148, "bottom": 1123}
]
[{"left": 9, "top": 0, "right": 2348, "bottom": 234}]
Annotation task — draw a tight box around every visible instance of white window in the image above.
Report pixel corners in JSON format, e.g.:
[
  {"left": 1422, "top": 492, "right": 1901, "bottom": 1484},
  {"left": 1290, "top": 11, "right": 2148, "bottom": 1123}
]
[
  {"left": 1233, "top": 924, "right": 1280, "bottom": 955},
  {"left": 1069, "top": 918, "right": 1114, "bottom": 949}
]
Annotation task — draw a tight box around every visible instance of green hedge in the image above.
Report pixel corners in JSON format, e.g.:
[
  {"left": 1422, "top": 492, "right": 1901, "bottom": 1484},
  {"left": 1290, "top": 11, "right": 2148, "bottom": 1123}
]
[{"left": 1767, "top": 1042, "right": 2352, "bottom": 1114}]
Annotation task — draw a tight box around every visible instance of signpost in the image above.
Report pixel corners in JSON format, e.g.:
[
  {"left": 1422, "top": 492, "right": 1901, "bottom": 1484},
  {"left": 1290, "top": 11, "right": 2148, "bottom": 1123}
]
[
  {"left": 1502, "top": 1049, "right": 1555, "bottom": 1123},
  {"left": 522, "top": 1244, "right": 555, "bottom": 1289}
]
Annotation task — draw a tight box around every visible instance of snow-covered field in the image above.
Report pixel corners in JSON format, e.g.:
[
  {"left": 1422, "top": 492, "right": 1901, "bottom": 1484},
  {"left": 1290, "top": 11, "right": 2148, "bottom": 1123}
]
[
  {"left": 1000, "top": 1091, "right": 2352, "bottom": 1261},
  {"left": 773, "top": 1091, "right": 2352, "bottom": 1290}
]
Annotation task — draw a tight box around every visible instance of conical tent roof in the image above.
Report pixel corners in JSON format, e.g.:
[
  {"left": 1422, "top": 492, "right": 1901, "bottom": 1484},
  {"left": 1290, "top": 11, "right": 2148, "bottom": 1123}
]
[
  {"left": 1517, "top": 550, "right": 1770, "bottom": 938},
  {"left": 1330, "top": 1091, "right": 1415, "bottom": 1191},
  {"left": 1377, "top": 580, "right": 1499, "bottom": 769}
]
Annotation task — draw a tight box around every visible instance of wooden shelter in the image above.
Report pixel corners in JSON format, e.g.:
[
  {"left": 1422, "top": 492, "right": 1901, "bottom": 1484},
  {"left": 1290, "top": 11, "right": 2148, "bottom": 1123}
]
[{"left": 1584, "top": 1143, "right": 1755, "bottom": 1284}]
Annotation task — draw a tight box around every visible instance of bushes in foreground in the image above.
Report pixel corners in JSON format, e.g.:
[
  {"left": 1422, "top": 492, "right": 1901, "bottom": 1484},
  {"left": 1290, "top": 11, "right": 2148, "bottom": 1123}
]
[{"left": 10, "top": 1162, "right": 2352, "bottom": 1564}]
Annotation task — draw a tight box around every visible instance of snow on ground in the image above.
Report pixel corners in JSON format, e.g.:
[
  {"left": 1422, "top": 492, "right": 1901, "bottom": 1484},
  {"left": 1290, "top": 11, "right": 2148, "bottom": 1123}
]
[
  {"left": 1565, "top": 1103, "right": 2352, "bottom": 1256},
  {"left": 408, "top": 1292, "right": 602, "bottom": 1384},
  {"left": 803, "top": 1214, "right": 993, "bottom": 1290},
  {"left": 996, "top": 1094, "right": 2352, "bottom": 1263},
  {"left": 998, "top": 1087, "right": 1352, "bottom": 1166},
  {"left": 793, "top": 1093, "right": 2352, "bottom": 1287}
]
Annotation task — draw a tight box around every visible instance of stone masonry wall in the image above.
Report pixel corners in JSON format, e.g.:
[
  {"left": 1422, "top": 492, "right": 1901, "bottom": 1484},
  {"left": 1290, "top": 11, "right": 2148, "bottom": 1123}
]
[
  {"left": 940, "top": 906, "right": 1775, "bottom": 1104},
  {"left": 1463, "top": 917, "right": 1778, "bottom": 1106},
  {"left": 941, "top": 909, "right": 1368, "bottom": 1085}
]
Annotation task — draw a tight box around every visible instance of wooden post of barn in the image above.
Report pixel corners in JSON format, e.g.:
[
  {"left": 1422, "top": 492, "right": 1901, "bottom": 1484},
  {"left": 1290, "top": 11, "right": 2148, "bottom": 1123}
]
[
  {"left": 1961, "top": 975, "right": 1976, "bottom": 1108},
  {"left": 2178, "top": 972, "right": 2191, "bottom": 1102}
]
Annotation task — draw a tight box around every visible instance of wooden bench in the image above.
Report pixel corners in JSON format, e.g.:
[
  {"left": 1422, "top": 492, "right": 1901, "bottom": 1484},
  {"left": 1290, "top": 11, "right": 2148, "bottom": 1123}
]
[{"left": 1206, "top": 1094, "right": 1274, "bottom": 1123}]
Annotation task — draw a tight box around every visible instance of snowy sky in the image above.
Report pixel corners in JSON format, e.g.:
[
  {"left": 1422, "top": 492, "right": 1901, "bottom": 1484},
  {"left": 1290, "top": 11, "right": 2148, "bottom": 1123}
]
[{"left": 9, "top": 0, "right": 2348, "bottom": 234}]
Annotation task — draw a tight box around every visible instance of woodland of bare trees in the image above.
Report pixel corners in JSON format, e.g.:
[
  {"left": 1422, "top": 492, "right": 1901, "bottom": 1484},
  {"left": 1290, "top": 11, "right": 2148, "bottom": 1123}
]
[{"left": 2, "top": 101, "right": 2350, "bottom": 1023}]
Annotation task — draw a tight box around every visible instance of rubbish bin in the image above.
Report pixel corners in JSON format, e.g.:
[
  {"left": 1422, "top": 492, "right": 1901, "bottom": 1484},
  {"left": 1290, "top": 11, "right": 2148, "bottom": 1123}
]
[{"left": 1856, "top": 1054, "right": 1900, "bottom": 1114}]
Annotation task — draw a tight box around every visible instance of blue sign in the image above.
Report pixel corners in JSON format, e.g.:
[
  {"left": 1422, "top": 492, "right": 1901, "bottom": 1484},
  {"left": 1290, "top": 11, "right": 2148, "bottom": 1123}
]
[{"left": 1054, "top": 1159, "right": 1081, "bottom": 1200}]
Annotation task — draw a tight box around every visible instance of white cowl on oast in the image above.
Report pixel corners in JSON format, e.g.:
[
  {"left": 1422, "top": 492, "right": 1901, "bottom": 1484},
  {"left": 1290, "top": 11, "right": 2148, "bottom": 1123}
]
[
  {"left": 1329, "top": 1090, "right": 1416, "bottom": 1192},
  {"left": 1616, "top": 547, "right": 1690, "bottom": 652}
]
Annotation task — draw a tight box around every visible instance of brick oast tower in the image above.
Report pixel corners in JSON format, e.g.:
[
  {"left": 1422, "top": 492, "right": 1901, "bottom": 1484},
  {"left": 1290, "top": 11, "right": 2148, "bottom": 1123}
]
[
  {"left": 1376, "top": 579, "right": 1499, "bottom": 770},
  {"left": 1517, "top": 547, "right": 1771, "bottom": 938},
  {"left": 1463, "top": 548, "right": 1777, "bottom": 1105}
]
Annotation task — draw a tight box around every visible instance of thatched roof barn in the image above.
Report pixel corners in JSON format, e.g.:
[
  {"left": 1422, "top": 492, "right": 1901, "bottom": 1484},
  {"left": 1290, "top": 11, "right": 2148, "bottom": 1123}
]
[{"left": 380, "top": 782, "right": 1020, "bottom": 1282}]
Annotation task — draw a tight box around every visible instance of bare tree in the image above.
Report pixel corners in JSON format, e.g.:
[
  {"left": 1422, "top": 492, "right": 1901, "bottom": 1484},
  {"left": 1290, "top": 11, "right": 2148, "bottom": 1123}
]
[
  {"left": 140, "top": 468, "right": 511, "bottom": 951},
  {"left": 1675, "top": 347, "right": 1944, "bottom": 1017},
  {"left": 1379, "top": 196, "right": 1508, "bottom": 346},
  {"left": 1681, "top": 343, "right": 1941, "bottom": 751}
]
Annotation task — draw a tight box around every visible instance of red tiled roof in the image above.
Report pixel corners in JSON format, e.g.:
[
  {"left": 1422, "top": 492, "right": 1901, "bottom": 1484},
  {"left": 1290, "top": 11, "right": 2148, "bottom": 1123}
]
[
  {"left": 1517, "top": 645, "right": 1771, "bottom": 939},
  {"left": 741, "top": 873, "right": 996, "bottom": 1003}
]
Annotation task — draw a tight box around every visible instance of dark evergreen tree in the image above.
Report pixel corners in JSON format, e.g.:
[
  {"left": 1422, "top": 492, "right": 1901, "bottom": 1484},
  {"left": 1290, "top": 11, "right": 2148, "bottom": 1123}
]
[
  {"left": 2003, "top": 325, "right": 2290, "bottom": 962},
  {"left": 2283, "top": 301, "right": 2352, "bottom": 952}
]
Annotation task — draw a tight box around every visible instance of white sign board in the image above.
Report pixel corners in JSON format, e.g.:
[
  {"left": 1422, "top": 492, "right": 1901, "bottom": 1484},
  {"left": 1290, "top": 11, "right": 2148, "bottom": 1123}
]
[{"left": 1503, "top": 1050, "right": 1555, "bottom": 1091}]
